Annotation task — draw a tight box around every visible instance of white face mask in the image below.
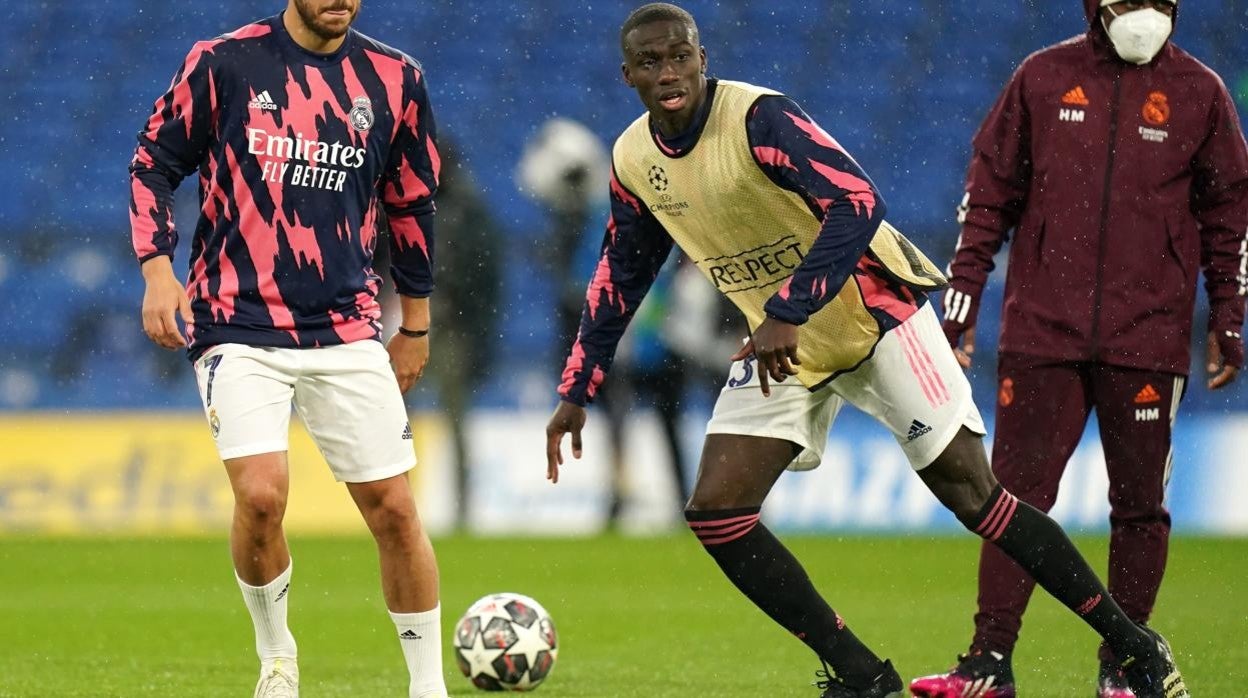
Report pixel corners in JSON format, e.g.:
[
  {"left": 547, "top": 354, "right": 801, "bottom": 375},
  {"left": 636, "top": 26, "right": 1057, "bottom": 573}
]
[{"left": 1103, "top": 7, "right": 1173, "bottom": 65}]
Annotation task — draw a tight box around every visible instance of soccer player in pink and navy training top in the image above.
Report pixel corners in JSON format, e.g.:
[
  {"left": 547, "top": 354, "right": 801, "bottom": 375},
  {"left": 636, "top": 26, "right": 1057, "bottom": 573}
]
[{"left": 128, "top": 2, "right": 447, "bottom": 696}]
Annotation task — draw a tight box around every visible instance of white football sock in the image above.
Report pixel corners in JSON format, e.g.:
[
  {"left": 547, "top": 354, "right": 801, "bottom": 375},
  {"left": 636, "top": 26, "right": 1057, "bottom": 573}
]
[
  {"left": 236, "top": 561, "right": 297, "bottom": 662},
  {"left": 390, "top": 604, "right": 447, "bottom": 698}
]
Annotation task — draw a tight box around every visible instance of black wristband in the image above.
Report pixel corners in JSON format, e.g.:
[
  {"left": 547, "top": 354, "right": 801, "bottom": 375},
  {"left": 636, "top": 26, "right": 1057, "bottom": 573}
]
[{"left": 398, "top": 326, "right": 429, "bottom": 338}]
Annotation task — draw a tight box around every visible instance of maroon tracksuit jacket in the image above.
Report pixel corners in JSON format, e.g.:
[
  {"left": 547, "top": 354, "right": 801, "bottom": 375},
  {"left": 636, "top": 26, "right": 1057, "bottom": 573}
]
[{"left": 944, "top": 0, "right": 1248, "bottom": 373}]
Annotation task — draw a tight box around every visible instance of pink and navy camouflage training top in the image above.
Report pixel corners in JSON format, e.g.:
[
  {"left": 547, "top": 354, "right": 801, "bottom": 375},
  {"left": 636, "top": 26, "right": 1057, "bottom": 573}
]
[{"left": 129, "top": 13, "right": 439, "bottom": 357}]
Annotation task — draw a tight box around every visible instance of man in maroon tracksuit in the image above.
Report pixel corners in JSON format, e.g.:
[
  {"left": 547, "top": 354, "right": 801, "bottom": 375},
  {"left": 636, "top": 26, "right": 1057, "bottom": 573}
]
[{"left": 911, "top": 1, "right": 1248, "bottom": 697}]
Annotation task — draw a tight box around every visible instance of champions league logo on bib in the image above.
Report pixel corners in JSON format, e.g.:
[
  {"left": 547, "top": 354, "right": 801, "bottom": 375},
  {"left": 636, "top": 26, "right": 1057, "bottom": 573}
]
[
  {"left": 349, "top": 96, "right": 374, "bottom": 132},
  {"left": 647, "top": 165, "right": 669, "bottom": 192}
]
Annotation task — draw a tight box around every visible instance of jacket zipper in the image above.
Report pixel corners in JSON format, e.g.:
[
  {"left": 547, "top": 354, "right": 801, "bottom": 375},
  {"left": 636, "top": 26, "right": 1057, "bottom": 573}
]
[{"left": 1089, "top": 65, "right": 1122, "bottom": 360}]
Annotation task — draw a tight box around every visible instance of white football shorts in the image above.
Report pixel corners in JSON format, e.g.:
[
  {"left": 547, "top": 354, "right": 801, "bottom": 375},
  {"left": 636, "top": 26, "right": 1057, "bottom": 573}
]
[
  {"left": 192, "top": 341, "right": 416, "bottom": 483},
  {"left": 706, "top": 302, "right": 986, "bottom": 471}
]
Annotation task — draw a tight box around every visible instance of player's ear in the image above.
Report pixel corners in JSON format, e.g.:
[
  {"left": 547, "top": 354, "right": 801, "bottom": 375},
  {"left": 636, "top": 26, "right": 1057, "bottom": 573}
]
[
  {"left": 621, "top": 63, "right": 635, "bottom": 88},
  {"left": 699, "top": 46, "right": 707, "bottom": 74}
]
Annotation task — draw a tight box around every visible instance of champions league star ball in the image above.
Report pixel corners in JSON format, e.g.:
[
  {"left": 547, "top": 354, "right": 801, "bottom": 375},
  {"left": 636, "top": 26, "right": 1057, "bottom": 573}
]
[{"left": 454, "top": 592, "right": 558, "bottom": 691}]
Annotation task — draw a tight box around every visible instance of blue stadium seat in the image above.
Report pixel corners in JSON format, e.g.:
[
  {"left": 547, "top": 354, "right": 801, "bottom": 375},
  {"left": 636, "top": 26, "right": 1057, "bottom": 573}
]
[{"left": 3, "top": 0, "right": 1248, "bottom": 412}]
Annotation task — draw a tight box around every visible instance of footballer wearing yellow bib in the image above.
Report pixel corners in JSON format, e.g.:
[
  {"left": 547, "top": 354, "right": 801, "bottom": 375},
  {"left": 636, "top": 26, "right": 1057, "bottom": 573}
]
[
  {"left": 544, "top": 4, "right": 1187, "bottom": 697},
  {"left": 612, "top": 78, "right": 946, "bottom": 388}
]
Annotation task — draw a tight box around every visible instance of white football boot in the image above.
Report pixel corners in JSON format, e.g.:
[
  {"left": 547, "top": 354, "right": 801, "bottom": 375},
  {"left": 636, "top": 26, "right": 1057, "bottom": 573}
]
[{"left": 254, "top": 658, "right": 299, "bottom": 698}]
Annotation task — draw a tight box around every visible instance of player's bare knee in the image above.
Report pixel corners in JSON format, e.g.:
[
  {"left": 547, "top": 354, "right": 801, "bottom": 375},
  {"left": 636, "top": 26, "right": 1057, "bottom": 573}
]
[
  {"left": 922, "top": 430, "right": 997, "bottom": 514},
  {"left": 235, "top": 485, "right": 287, "bottom": 528},
  {"left": 684, "top": 492, "right": 717, "bottom": 513},
  {"left": 363, "top": 495, "right": 419, "bottom": 543},
  {"left": 949, "top": 494, "right": 987, "bottom": 523},
  {"left": 921, "top": 472, "right": 996, "bottom": 521},
  {"left": 684, "top": 488, "right": 754, "bottom": 513}
]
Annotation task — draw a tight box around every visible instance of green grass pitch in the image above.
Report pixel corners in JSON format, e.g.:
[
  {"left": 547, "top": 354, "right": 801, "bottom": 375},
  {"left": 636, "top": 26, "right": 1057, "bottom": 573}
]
[{"left": 1, "top": 535, "right": 1243, "bottom": 696}]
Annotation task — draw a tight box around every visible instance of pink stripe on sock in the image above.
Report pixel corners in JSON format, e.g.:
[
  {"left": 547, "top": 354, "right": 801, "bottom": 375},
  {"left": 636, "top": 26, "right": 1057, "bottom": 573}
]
[
  {"left": 694, "top": 517, "right": 759, "bottom": 540},
  {"left": 986, "top": 495, "right": 1018, "bottom": 542},
  {"left": 698, "top": 519, "right": 761, "bottom": 546},
  {"left": 980, "top": 497, "right": 1012, "bottom": 538},
  {"left": 976, "top": 491, "right": 1011, "bottom": 536},
  {"left": 688, "top": 513, "right": 760, "bottom": 530}
]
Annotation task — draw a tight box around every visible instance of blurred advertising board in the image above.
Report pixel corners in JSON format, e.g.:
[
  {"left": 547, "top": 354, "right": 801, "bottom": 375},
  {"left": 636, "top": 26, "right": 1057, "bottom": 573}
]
[{"left": 1, "top": 411, "right": 1245, "bottom": 535}]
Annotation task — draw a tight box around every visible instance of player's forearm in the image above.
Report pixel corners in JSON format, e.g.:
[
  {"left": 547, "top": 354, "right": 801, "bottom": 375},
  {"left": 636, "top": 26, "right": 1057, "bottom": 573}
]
[
  {"left": 947, "top": 220, "right": 1007, "bottom": 292},
  {"left": 1204, "top": 244, "right": 1248, "bottom": 333},
  {"left": 763, "top": 200, "right": 885, "bottom": 324},
  {"left": 140, "top": 254, "right": 178, "bottom": 283},
  {"left": 957, "top": 109, "right": 1031, "bottom": 281},
  {"left": 388, "top": 212, "right": 435, "bottom": 297},
  {"left": 746, "top": 95, "right": 889, "bottom": 323},
  {"left": 557, "top": 315, "right": 629, "bottom": 406},
  {"left": 556, "top": 173, "right": 670, "bottom": 403},
  {"left": 397, "top": 295, "right": 431, "bottom": 332},
  {"left": 957, "top": 154, "right": 1026, "bottom": 267},
  {"left": 557, "top": 263, "right": 644, "bottom": 405},
  {"left": 129, "top": 165, "right": 179, "bottom": 263},
  {"left": 1195, "top": 182, "right": 1248, "bottom": 326}
]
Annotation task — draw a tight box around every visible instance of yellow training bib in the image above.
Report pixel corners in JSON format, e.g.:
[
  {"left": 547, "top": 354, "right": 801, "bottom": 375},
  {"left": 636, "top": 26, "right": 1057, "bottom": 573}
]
[{"left": 613, "top": 80, "right": 945, "bottom": 387}]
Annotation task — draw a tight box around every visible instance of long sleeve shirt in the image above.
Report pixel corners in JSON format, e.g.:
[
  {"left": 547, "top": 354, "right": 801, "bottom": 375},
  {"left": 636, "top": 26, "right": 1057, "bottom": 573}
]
[
  {"left": 559, "top": 81, "right": 920, "bottom": 405},
  {"left": 128, "top": 14, "right": 439, "bottom": 356}
]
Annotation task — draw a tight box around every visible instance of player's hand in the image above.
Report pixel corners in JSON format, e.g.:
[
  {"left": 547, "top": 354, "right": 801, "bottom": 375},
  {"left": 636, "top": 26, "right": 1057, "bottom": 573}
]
[
  {"left": 1206, "top": 329, "right": 1242, "bottom": 390},
  {"left": 941, "top": 284, "right": 980, "bottom": 369},
  {"left": 386, "top": 332, "right": 429, "bottom": 394},
  {"left": 952, "top": 326, "right": 976, "bottom": 369},
  {"left": 733, "top": 317, "right": 800, "bottom": 397},
  {"left": 140, "top": 256, "right": 192, "bottom": 350},
  {"left": 545, "top": 400, "right": 587, "bottom": 484}
]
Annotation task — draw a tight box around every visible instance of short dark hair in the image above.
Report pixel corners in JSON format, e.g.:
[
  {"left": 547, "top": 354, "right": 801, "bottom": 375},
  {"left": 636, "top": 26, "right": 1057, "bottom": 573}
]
[{"left": 619, "top": 3, "right": 699, "bottom": 57}]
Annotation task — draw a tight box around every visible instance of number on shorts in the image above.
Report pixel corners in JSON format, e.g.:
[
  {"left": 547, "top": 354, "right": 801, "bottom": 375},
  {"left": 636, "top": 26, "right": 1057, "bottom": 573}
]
[
  {"left": 727, "top": 355, "right": 755, "bottom": 388},
  {"left": 204, "top": 354, "right": 223, "bottom": 407}
]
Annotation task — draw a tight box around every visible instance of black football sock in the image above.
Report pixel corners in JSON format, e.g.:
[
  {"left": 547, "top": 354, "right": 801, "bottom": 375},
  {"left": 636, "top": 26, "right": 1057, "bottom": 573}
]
[
  {"left": 685, "top": 507, "right": 884, "bottom": 687},
  {"left": 960, "top": 486, "right": 1152, "bottom": 661}
]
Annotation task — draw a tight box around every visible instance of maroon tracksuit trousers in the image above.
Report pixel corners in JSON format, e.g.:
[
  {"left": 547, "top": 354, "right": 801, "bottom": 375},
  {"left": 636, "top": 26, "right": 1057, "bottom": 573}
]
[{"left": 973, "top": 352, "right": 1184, "bottom": 661}]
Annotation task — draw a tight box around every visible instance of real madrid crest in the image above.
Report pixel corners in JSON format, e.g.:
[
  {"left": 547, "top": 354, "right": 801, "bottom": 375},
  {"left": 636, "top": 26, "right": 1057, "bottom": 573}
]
[
  {"left": 1142, "top": 91, "right": 1170, "bottom": 126},
  {"left": 209, "top": 408, "right": 221, "bottom": 438},
  {"left": 349, "top": 95, "right": 374, "bottom": 133}
]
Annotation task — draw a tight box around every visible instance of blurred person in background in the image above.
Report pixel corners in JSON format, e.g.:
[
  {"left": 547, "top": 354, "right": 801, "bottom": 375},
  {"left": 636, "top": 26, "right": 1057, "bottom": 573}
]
[
  {"left": 611, "top": 256, "right": 699, "bottom": 510},
  {"left": 662, "top": 255, "right": 747, "bottom": 386},
  {"left": 378, "top": 138, "right": 501, "bottom": 531},
  {"left": 520, "top": 117, "right": 695, "bottom": 523},
  {"left": 911, "top": 1, "right": 1248, "bottom": 697},
  {"left": 517, "top": 117, "right": 612, "bottom": 354},
  {"left": 543, "top": 3, "right": 1188, "bottom": 696},
  {"left": 127, "top": 1, "right": 450, "bottom": 696},
  {"left": 622, "top": 255, "right": 745, "bottom": 509}
]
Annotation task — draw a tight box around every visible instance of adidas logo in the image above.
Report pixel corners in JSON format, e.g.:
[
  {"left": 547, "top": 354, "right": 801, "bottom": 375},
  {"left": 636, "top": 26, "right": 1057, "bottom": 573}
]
[
  {"left": 401, "top": 423, "right": 413, "bottom": 440},
  {"left": 906, "top": 419, "right": 932, "bottom": 441},
  {"left": 399, "top": 629, "right": 422, "bottom": 640},
  {"left": 1062, "top": 86, "right": 1090, "bottom": 106},
  {"left": 248, "top": 90, "right": 278, "bottom": 111},
  {"left": 273, "top": 583, "right": 289, "bottom": 603},
  {"left": 1134, "top": 384, "right": 1161, "bottom": 404}
]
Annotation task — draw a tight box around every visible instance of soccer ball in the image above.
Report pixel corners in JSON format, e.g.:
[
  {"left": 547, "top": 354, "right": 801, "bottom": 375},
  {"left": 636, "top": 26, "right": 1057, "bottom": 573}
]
[{"left": 453, "top": 592, "right": 558, "bottom": 691}]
